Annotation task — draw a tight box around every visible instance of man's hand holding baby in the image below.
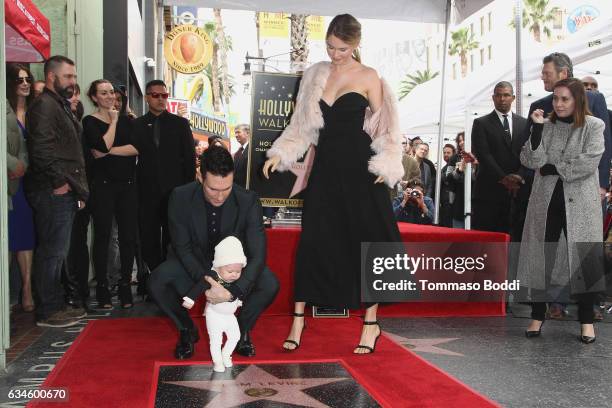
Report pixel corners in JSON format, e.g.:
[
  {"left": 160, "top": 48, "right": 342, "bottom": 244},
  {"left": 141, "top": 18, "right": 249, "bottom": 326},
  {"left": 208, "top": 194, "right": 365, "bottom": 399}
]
[{"left": 204, "top": 276, "right": 233, "bottom": 304}]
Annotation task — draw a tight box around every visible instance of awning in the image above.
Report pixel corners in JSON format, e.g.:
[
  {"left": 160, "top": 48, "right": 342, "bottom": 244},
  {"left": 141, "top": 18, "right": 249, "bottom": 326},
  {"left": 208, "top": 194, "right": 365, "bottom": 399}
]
[
  {"left": 5, "top": 0, "right": 50, "bottom": 62},
  {"left": 162, "top": 0, "right": 494, "bottom": 24}
]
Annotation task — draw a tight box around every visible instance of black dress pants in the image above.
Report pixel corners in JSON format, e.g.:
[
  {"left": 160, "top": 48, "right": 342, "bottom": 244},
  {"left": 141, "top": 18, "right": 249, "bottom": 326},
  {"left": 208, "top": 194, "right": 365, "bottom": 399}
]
[
  {"left": 473, "top": 198, "right": 511, "bottom": 233},
  {"left": 148, "top": 257, "right": 280, "bottom": 332},
  {"left": 531, "top": 181, "right": 595, "bottom": 324},
  {"left": 64, "top": 205, "right": 91, "bottom": 302},
  {"left": 138, "top": 191, "right": 170, "bottom": 272},
  {"left": 91, "top": 180, "right": 138, "bottom": 297}
]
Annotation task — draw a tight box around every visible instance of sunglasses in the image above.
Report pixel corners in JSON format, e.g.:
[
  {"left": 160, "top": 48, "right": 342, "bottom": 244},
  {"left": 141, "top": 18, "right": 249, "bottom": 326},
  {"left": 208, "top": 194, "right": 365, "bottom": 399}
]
[
  {"left": 583, "top": 82, "right": 597, "bottom": 89},
  {"left": 147, "top": 92, "right": 169, "bottom": 99},
  {"left": 15, "top": 77, "right": 33, "bottom": 85}
]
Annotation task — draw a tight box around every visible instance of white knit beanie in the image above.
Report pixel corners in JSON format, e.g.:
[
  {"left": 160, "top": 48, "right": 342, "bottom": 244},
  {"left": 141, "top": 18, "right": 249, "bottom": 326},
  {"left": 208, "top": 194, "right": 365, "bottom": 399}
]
[{"left": 212, "top": 236, "right": 247, "bottom": 269}]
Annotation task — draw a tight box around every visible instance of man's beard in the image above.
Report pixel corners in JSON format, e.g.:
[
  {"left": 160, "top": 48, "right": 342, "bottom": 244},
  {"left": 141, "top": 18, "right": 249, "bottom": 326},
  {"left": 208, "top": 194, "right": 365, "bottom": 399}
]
[{"left": 53, "top": 77, "right": 74, "bottom": 99}]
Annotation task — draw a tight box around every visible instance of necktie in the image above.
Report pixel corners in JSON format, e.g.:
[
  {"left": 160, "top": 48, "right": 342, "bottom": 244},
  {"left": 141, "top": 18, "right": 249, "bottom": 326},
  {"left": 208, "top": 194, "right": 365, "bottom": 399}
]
[
  {"left": 502, "top": 114, "right": 510, "bottom": 137},
  {"left": 153, "top": 117, "right": 160, "bottom": 148},
  {"left": 234, "top": 146, "right": 244, "bottom": 163}
]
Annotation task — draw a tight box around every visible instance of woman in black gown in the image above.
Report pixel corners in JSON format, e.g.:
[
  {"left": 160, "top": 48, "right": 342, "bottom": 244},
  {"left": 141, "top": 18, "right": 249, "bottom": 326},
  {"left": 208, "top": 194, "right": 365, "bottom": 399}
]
[{"left": 264, "top": 14, "right": 403, "bottom": 354}]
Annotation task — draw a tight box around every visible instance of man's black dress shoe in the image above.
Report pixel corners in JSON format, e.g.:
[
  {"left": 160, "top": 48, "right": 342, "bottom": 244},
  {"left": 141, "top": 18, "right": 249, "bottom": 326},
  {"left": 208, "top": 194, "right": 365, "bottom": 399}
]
[
  {"left": 174, "top": 327, "right": 200, "bottom": 359},
  {"left": 235, "top": 332, "right": 256, "bottom": 357}
]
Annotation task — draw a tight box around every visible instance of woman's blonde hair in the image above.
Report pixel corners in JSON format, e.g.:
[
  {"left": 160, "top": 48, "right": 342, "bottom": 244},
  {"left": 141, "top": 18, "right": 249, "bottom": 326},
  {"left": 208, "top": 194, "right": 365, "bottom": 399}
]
[{"left": 326, "top": 14, "right": 361, "bottom": 62}]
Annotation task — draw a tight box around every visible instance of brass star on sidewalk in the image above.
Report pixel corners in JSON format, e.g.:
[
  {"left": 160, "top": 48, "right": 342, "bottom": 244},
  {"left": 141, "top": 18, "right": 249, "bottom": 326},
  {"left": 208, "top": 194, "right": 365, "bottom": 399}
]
[
  {"left": 385, "top": 332, "right": 464, "bottom": 356},
  {"left": 164, "top": 364, "right": 347, "bottom": 408},
  {"left": 288, "top": 145, "right": 315, "bottom": 198}
]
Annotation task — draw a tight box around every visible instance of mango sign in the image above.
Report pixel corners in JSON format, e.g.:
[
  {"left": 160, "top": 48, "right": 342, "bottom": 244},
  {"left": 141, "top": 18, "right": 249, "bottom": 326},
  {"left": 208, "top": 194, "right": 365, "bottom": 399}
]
[{"left": 164, "top": 25, "right": 213, "bottom": 74}]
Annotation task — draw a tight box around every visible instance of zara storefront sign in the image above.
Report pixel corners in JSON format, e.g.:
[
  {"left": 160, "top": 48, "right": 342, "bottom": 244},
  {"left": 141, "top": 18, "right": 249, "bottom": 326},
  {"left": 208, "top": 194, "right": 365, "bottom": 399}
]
[{"left": 163, "top": 24, "right": 213, "bottom": 74}]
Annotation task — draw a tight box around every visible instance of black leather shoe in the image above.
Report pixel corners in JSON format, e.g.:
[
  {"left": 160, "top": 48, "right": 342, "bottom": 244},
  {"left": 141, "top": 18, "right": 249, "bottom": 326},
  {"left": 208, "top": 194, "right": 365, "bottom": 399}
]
[
  {"left": 174, "top": 327, "right": 199, "bottom": 359},
  {"left": 235, "top": 332, "right": 256, "bottom": 357}
]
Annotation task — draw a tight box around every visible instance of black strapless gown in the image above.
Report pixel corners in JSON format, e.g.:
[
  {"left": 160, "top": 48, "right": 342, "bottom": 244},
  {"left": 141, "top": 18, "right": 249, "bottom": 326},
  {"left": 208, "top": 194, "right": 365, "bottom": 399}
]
[{"left": 294, "top": 92, "right": 402, "bottom": 309}]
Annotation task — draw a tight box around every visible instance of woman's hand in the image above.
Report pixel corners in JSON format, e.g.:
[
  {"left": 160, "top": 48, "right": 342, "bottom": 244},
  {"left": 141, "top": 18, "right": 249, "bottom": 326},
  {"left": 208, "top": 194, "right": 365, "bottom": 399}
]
[
  {"left": 374, "top": 176, "right": 385, "bottom": 184},
  {"left": 91, "top": 149, "right": 108, "bottom": 159},
  {"left": 530, "top": 109, "right": 545, "bottom": 124},
  {"left": 263, "top": 156, "right": 280, "bottom": 179},
  {"left": 108, "top": 108, "right": 119, "bottom": 123}
]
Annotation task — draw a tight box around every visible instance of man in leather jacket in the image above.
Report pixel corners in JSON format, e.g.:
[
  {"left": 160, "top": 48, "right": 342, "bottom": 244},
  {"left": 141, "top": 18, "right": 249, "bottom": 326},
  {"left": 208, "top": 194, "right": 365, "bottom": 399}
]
[{"left": 25, "top": 55, "right": 88, "bottom": 327}]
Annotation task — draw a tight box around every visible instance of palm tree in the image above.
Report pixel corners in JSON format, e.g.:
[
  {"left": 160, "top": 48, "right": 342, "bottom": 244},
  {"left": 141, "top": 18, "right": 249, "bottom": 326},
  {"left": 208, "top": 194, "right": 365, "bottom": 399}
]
[
  {"left": 398, "top": 69, "right": 439, "bottom": 100},
  {"left": 289, "top": 14, "right": 309, "bottom": 72},
  {"left": 511, "top": 0, "right": 561, "bottom": 42},
  {"left": 203, "top": 19, "right": 234, "bottom": 112},
  {"left": 448, "top": 27, "right": 479, "bottom": 78},
  {"left": 213, "top": 9, "right": 231, "bottom": 106}
]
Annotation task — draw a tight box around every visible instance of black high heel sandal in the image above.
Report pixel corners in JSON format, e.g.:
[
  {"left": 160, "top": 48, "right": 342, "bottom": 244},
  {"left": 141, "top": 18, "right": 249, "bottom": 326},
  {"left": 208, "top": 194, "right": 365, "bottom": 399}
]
[
  {"left": 525, "top": 320, "right": 545, "bottom": 338},
  {"left": 354, "top": 321, "right": 381, "bottom": 354},
  {"left": 283, "top": 313, "right": 306, "bottom": 351}
]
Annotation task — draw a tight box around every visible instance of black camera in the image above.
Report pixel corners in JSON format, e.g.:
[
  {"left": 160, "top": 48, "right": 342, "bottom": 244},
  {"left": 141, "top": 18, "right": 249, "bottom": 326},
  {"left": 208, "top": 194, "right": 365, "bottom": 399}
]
[{"left": 410, "top": 190, "right": 421, "bottom": 199}]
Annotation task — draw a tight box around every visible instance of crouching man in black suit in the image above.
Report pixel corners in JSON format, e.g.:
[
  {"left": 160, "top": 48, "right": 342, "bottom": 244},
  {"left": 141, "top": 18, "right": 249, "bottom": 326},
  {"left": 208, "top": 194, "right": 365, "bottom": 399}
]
[{"left": 148, "top": 146, "right": 279, "bottom": 359}]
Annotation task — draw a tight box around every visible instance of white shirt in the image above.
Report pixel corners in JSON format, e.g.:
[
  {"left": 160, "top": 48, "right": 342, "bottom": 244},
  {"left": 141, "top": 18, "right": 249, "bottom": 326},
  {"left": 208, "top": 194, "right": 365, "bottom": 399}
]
[{"left": 494, "top": 109, "right": 513, "bottom": 139}]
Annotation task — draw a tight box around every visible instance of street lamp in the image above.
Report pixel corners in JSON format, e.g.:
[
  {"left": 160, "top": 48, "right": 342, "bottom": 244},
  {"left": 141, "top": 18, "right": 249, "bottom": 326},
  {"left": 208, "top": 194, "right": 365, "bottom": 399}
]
[{"left": 242, "top": 48, "right": 305, "bottom": 76}]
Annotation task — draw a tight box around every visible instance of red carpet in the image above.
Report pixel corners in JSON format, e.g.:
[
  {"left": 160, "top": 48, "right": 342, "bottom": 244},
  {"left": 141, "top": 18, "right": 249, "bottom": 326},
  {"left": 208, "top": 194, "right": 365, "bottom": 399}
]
[{"left": 32, "top": 316, "right": 500, "bottom": 408}]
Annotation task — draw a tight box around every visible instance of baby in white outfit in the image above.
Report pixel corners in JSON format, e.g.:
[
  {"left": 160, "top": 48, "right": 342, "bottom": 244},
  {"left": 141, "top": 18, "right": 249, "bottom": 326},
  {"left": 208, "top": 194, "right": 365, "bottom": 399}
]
[{"left": 202, "top": 236, "right": 246, "bottom": 372}]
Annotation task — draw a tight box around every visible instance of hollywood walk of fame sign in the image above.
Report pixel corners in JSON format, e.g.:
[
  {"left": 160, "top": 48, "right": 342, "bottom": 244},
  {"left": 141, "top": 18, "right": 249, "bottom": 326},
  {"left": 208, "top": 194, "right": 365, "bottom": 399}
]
[
  {"left": 247, "top": 72, "right": 314, "bottom": 208},
  {"left": 153, "top": 362, "right": 380, "bottom": 407}
]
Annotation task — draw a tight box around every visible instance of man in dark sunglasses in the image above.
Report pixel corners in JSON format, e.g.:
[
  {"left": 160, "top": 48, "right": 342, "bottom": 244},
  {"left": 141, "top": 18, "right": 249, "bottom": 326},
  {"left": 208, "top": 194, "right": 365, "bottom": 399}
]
[{"left": 131, "top": 80, "right": 196, "bottom": 294}]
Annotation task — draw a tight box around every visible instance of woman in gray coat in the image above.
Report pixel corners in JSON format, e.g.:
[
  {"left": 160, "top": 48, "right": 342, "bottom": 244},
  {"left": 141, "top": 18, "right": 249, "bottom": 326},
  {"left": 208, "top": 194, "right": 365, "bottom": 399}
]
[{"left": 519, "top": 78, "right": 605, "bottom": 344}]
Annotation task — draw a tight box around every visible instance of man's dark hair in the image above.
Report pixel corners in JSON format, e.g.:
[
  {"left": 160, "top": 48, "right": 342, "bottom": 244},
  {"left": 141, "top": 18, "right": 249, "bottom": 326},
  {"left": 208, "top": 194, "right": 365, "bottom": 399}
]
[
  {"left": 443, "top": 143, "right": 456, "bottom": 153},
  {"left": 406, "top": 177, "right": 424, "bottom": 191},
  {"left": 44, "top": 55, "right": 75, "bottom": 77},
  {"left": 200, "top": 146, "right": 234, "bottom": 178},
  {"left": 543, "top": 52, "right": 573, "bottom": 78},
  {"left": 145, "top": 79, "right": 166, "bottom": 93},
  {"left": 493, "top": 81, "right": 514, "bottom": 94}
]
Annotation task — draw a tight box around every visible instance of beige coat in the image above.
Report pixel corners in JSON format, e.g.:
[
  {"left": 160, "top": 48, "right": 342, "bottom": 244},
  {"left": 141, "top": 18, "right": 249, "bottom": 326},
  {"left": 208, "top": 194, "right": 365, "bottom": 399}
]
[
  {"left": 267, "top": 61, "right": 404, "bottom": 188},
  {"left": 6, "top": 102, "right": 28, "bottom": 209},
  {"left": 517, "top": 116, "right": 605, "bottom": 294}
]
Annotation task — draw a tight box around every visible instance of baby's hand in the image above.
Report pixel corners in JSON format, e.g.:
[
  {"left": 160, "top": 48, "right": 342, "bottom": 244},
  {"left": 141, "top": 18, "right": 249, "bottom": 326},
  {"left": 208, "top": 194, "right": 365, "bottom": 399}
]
[{"left": 182, "top": 297, "right": 195, "bottom": 309}]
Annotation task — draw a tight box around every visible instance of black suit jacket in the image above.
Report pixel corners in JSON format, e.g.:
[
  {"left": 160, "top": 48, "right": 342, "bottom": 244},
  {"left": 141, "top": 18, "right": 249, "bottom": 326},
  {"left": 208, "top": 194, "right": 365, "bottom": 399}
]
[
  {"left": 167, "top": 182, "right": 266, "bottom": 299},
  {"left": 233, "top": 143, "right": 249, "bottom": 188},
  {"left": 472, "top": 110, "right": 527, "bottom": 202},
  {"left": 132, "top": 111, "right": 196, "bottom": 197}
]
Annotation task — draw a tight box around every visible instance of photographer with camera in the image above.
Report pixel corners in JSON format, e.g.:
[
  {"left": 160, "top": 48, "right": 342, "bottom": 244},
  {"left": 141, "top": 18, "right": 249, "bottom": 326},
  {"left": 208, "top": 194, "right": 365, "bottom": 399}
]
[{"left": 392, "top": 178, "right": 435, "bottom": 225}]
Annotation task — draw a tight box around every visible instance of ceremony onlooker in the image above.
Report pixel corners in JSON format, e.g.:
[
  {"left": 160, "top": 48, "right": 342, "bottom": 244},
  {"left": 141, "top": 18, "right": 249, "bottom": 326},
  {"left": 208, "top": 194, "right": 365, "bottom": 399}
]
[
  {"left": 233, "top": 124, "right": 250, "bottom": 188},
  {"left": 519, "top": 78, "right": 605, "bottom": 344},
  {"left": 32, "top": 80, "right": 45, "bottom": 98},
  {"left": 414, "top": 142, "right": 436, "bottom": 198},
  {"left": 6, "top": 63, "right": 35, "bottom": 312},
  {"left": 472, "top": 82, "right": 527, "bottom": 233},
  {"left": 439, "top": 144, "right": 456, "bottom": 227},
  {"left": 517, "top": 52, "right": 611, "bottom": 319},
  {"left": 25, "top": 55, "right": 88, "bottom": 327},
  {"left": 447, "top": 132, "right": 477, "bottom": 228},
  {"left": 131, "top": 80, "right": 195, "bottom": 282},
  {"left": 62, "top": 83, "right": 87, "bottom": 309},
  {"left": 392, "top": 178, "right": 435, "bottom": 225},
  {"left": 84, "top": 79, "right": 138, "bottom": 309}
]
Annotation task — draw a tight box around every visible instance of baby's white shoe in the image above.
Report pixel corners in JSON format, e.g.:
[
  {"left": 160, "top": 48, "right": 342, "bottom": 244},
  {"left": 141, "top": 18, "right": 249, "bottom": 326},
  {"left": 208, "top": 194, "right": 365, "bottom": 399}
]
[
  {"left": 223, "top": 354, "right": 233, "bottom": 368},
  {"left": 212, "top": 360, "right": 225, "bottom": 372}
]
